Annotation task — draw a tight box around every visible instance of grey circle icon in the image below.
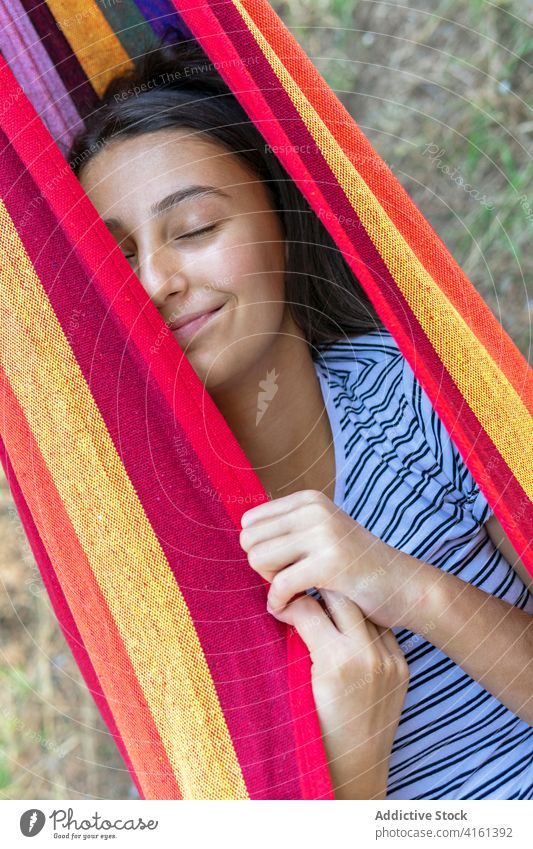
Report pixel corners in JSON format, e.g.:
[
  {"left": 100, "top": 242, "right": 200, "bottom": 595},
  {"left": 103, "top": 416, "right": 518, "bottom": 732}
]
[{"left": 20, "top": 810, "right": 46, "bottom": 837}]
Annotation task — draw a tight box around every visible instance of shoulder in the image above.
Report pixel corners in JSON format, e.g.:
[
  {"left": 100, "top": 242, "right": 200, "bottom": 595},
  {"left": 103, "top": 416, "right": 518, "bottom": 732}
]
[
  {"left": 313, "top": 328, "right": 404, "bottom": 394},
  {"left": 314, "top": 327, "right": 401, "bottom": 366},
  {"left": 315, "top": 328, "right": 493, "bottom": 526}
]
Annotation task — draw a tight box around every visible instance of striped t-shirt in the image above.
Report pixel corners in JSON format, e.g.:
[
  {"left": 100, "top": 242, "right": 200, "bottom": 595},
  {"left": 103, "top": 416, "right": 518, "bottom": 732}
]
[{"left": 311, "top": 327, "right": 533, "bottom": 800}]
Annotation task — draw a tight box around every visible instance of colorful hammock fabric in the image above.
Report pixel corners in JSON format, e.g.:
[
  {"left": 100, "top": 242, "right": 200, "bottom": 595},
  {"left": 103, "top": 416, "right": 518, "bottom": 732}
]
[{"left": 0, "top": 0, "right": 531, "bottom": 800}]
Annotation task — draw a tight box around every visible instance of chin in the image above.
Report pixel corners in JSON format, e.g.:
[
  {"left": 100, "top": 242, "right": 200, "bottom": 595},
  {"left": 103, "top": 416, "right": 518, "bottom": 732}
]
[
  {"left": 181, "top": 347, "right": 225, "bottom": 393},
  {"left": 181, "top": 331, "right": 259, "bottom": 395}
]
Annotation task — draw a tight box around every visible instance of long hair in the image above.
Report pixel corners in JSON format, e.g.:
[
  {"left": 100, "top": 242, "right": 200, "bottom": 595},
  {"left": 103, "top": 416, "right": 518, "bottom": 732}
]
[{"left": 68, "top": 30, "right": 385, "bottom": 354}]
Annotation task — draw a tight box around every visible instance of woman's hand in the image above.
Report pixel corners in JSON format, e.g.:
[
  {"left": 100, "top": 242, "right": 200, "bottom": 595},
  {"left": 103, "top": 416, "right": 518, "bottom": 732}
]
[
  {"left": 271, "top": 587, "right": 409, "bottom": 799},
  {"left": 240, "top": 489, "right": 427, "bottom": 628},
  {"left": 240, "top": 489, "right": 533, "bottom": 727}
]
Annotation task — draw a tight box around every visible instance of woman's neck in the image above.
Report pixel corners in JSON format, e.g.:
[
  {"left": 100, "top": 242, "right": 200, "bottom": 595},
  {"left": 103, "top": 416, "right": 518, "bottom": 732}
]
[{"left": 210, "top": 334, "right": 336, "bottom": 502}]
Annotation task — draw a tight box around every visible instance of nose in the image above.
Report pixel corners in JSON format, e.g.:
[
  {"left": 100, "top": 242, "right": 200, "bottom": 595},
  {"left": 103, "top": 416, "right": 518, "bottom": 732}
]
[{"left": 136, "top": 244, "right": 189, "bottom": 310}]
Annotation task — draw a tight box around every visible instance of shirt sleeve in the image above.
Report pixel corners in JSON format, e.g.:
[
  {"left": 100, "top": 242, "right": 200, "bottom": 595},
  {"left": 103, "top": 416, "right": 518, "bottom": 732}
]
[{"left": 400, "top": 354, "right": 494, "bottom": 526}]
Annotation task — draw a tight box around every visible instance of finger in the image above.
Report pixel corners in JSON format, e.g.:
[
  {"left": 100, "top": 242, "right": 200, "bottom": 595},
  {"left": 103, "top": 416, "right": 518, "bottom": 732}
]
[
  {"left": 374, "top": 623, "right": 406, "bottom": 660},
  {"left": 244, "top": 533, "right": 308, "bottom": 582},
  {"left": 239, "top": 511, "right": 296, "bottom": 550},
  {"left": 360, "top": 617, "right": 402, "bottom": 656},
  {"left": 320, "top": 588, "right": 380, "bottom": 644},
  {"left": 267, "top": 559, "right": 315, "bottom": 614},
  {"left": 240, "top": 489, "right": 318, "bottom": 528},
  {"left": 269, "top": 592, "right": 340, "bottom": 656},
  {"left": 362, "top": 620, "right": 407, "bottom": 686},
  {"left": 239, "top": 517, "right": 286, "bottom": 553}
]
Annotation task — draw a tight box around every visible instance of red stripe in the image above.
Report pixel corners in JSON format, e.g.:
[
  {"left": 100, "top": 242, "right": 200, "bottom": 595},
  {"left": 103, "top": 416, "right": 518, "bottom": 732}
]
[
  {"left": 173, "top": 0, "right": 532, "bottom": 569},
  {"left": 0, "top": 368, "right": 182, "bottom": 798},
  {"left": 0, "top": 432, "right": 145, "bottom": 798},
  {"left": 240, "top": 0, "right": 531, "bottom": 408},
  {"left": 0, "top": 68, "right": 307, "bottom": 797}
]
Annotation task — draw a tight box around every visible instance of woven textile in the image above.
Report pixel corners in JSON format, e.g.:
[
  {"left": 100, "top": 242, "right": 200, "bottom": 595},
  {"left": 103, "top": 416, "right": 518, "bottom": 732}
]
[{"left": 0, "top": 0, "right": 531, "bottom": 800}]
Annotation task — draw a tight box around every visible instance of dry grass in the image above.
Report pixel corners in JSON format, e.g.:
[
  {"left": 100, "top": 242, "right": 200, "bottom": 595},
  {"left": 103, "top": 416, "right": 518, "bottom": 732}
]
[
  {"left": 0, "top": 475, "right": 136, "bottom": 799},
  {"left": 279, "top": 0, "right": 532, "bottom": 357},
  {"left": 1, "top": 0, "right": 531, "bottom": 799}
]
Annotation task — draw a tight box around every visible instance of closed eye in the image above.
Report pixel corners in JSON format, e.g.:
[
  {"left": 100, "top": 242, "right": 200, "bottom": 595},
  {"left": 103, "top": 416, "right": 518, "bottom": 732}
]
[
  {"left": 178, "top": 223, "right": 218, "bottom": 240},
  {"left": 121, "top": 224, "right": 218, "bottom": 260}
]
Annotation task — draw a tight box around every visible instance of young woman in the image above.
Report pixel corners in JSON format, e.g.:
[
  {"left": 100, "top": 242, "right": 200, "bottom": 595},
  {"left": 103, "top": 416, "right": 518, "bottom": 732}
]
[{"left": 68, "top": 35, "right": 533, "bottom": 800}]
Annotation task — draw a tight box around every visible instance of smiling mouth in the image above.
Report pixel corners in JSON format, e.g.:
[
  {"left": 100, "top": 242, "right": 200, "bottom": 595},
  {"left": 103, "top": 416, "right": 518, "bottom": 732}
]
[{"left": 171, "top": 302, "right": 226, "bottom": 341}]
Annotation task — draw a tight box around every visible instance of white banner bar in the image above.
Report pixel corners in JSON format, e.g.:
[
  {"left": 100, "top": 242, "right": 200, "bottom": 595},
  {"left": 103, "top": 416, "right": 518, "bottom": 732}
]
[{"left": 2, "top": 798, "right": 531, "bottom": 848}]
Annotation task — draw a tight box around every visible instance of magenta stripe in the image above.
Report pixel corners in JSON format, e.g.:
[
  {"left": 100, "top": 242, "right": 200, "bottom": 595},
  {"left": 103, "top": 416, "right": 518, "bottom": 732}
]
[
  {"left": 178, "top": 0, "right": 528, "bottom": 541},
  {"left": 0, "top": 127, "right": 303, "bottom": 798}
]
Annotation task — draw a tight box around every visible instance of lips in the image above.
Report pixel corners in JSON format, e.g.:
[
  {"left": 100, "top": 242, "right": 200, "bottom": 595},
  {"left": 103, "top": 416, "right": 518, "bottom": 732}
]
[
  {"left": 168, "top": 304, "right": 224, "bottom": 332},
  {"left": 169, "top": 302, "right": 226, "bottom": 343}
]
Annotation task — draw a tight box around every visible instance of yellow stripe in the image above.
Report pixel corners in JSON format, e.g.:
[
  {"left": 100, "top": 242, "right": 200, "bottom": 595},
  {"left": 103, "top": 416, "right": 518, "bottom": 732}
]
[
  {"left": 0, "top": 201, "right": 249, "bottom": 799},
  {"left": 48, "top": 0, "right": 133, "bottom": 95},
  {"left": 234, "top": 0, "right": 533, "bottom": 496}
]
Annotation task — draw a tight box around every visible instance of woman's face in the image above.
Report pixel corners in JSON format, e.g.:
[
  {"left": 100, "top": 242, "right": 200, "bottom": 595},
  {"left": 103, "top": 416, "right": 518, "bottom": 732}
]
[{"left": 79, "top": 128, "right": 304, "bottom": 395}]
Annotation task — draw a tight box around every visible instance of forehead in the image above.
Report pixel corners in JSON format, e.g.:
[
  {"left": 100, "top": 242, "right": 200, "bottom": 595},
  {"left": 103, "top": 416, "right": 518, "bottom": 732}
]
[{"left": 79, "top": 128, "right": 258, "bottom": 213}]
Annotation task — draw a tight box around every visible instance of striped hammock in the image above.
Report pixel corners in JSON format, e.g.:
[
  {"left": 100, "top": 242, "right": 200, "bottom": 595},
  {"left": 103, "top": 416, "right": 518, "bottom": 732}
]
[{"left": 0, "top": 0, "right": 531, "bottom": 800}]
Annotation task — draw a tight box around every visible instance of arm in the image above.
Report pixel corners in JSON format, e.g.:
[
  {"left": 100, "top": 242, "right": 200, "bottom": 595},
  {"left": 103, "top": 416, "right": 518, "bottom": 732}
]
[
  {"left": 395, "top": 355, "right": 533, "bottom": 717},
  {"left": 485, "top": 514, "right": 533, "bottom": 594},
  {"left": 241, "top": 489, "right": 533, "bottom": 746},
  {"left": 313, "top": 682, "right": 392, "bottom": 800},
  {"left": 399, "top": 553, "right": 533, "bottom": 725}
]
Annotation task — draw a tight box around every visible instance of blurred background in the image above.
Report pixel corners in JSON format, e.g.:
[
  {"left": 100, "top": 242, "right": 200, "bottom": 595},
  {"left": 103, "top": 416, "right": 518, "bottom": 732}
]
[{"left": 1, "top": 0, "right": 532, "bottom": 799}]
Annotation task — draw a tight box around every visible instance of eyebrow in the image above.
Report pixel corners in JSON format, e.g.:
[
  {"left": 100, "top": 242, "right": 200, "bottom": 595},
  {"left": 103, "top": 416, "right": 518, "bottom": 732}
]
[{"left": 103, "top": 184, "right": 230, "bottom": 230}]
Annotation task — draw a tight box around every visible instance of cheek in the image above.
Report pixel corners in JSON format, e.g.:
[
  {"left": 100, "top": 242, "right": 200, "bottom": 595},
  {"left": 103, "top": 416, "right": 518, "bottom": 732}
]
[
  {"left": 234, "top": 267, "right": 286, "bottom": 335},
  {"left": 221, "top": 237, "right": 285, "bottom": 299},
  {"left": 212, "top": 212, "right": 284, "bottom": 283},
  {"left": 198, "top": 217, "right": 287, "bottom": 335}
]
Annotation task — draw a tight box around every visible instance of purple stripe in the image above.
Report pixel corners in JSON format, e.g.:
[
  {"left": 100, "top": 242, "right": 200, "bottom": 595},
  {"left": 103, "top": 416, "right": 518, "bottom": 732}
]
[
  {"left": 132, "top": 0, "right": 190, "bottom": 41},
  {"left": 0, "top": 0, "right": 84, "bottom": 147},
  {"left": 17, "top": 0, "right": 98, "bottom": 121}
]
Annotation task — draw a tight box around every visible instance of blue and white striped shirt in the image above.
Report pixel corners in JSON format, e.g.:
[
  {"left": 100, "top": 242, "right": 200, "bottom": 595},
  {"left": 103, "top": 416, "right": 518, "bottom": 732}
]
[{"left": 312, "top": 327, "right": 533, "bottom": 800}]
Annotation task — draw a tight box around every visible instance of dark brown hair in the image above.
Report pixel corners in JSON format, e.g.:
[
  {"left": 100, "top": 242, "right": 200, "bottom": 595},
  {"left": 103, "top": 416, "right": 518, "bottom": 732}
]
[{"left": 68, "top": 29, "right": 385, "bottom": 354}]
